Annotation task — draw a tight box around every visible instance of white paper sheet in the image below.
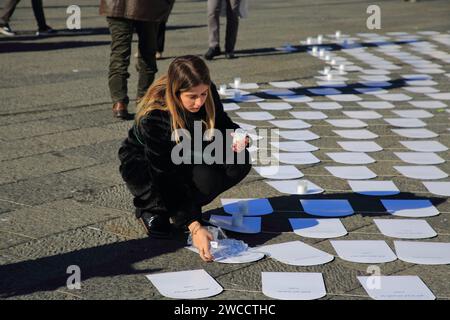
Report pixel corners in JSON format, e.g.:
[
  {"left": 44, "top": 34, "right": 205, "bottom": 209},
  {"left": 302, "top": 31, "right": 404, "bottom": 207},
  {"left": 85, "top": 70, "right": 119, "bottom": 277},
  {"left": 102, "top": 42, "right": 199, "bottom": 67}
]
[
  {"left": 381, "top": 199, "right": 439, "bottom": 218},
  {"left": 274, "top": 152, "right": 321, "bottom": 165},
  {"left": 337, "top": 141, "right": 383, "bottom": 152},
  {"left": 223, "top": 102, "right": 241, "bottom": 111},
  {"left": 276, "top": 129, "right": 320, "bottom": 141},
  {"left": 185, "top": 246, "right": 265, "bottom": 264},
  {"left": 261, "top": 89, "right": 296, "bottom": 96},
  {"left": 209, "top": 215, "right": 261, "bottom": 234},
  {"left": 290, "top": 111, "right": 328, "bottom": 120},
  {"left": 409, "top": 100, "right": 447, "bottom": 109},
  {"left": 403, "top": 86, "right": 439, "bottom": 94},
  {"left": 307, "top": 88, "right": 341, "bottom": 96},
  {"left": 405, "top": 80, "right": 437, "bottom": 86},
  {"left": 236, "top": 112, "right": 275, "bottom": 121},
  {"left": 331, "top": 240, "right": 397, "bottom": 263},
  {"left": 326, "top": 152, "right": 375, "bottom": 164},
  {"left": 361, "top": 69, "right": 391, "bottom": 75},
  {"left": 269, "top": 119, "right": 311, "bottom": 129},
  {"left": 402, "top": 74, "right": 433, "bottom": 81},
  {"left": 392, "top": 128, "right": 438, "bottom": 139},
  {"left": 221, "top": 198, "right": 273, "bottom": 216},
  {"left": 270, "top": 141, "right": 318, "bottom": 152},
  {"left": 348, "top": 180, "right": 400, "bottom": 196},
  {"left": 146, "top": 269, "right": 223, "bottom": 299},
  {"left": 354, "top": 87, "right": 388, "bottom": 95},
  {"left": 361, "top": 81, "right": 392, "bottom": 88},
  {"left": 289, "top": 218, "right": 347, "bottom": 238},
  {"left": 307, "top": 102, "right": 343, "bottom": 110},
  {"left": 257, "top": 102, "right": 293, "bottom": 110},
  {"left": 394, "top": 241, "right": 450, "bottom": 265},
  {"left": 358, "top": 276, "right": 435, "bottom": 300},
  {"left": 400, "top": 141, "right": 448, "bottom": 152},
  {"left": 269, "top": 81, "right": 302, "bottom": 89},
  {"left": 327, "top": 94, "right": 362, "bottom": 102},
  {"left": 394, "top": 152, "right": 444, "bottom": 165},
  {"left": 281, "top": 95, "right": 314, "bottom": 103},
  {"left": 395, "top": 166, "right": 448, "bottom": 180},
  {"left": 427, "top": 92, "right": 450, "bottom": 100},
  {"left": 253, "top": 165, "right": 303, "bottom": 180},
  {"left": 384, "top": 118, "right": 427, "bottom": 128},
  {"left": 374, "top": 219, "right": 437, "bottom": 239},
  {"left": 333, "top": 129, "right": 378, "bottom": 139},
  {"left": 391, "top": 109, "right": 433, "bottom": 119},
  {"left": 262, "top": 272, "right": 326, "bottom": 300},
  {"left": 326, "top": 119, "right": 368, "bottom": 128},
  {"left": 422, "top": 181, "right": 450, "bottom": 196},
  {"left": 374, "top": 94, "right": 412, "bottom": 101},
  {"left": 358, "top": 101, "right": 395, "bottom": 109},
  {"left": 229, "top": 82, "right": 259, "bottom": 90},
  {"left": 265, "top": 179, "right": 324, "bottom": 195},
  {"left": 232, "top": 95, "right": 265, "bottom": 103},
  {"left": 326, "top": 166, "right": 377, "bottom": 180},
  {"left": 342, "top": 111, "right": 382, "bottom": 119},
  {"left": 300, "top": 199, "right": 354, "bottom": 217},
  {"left": 316, "top": 81, "right": 348, "bottom": 88},
  {"left": 257, "top": 241, "right": 334, "bottom": 266}
]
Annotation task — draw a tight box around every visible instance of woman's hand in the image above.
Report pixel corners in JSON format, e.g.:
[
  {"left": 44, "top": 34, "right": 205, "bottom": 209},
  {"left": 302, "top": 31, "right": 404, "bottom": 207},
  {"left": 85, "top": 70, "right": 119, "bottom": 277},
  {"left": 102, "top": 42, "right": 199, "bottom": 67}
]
[
  {"left": 188, "top": 221, "right": 214, "bottom": 262},
  {"left": 231, "top": 132, "right": 250, "bottom": 153}
]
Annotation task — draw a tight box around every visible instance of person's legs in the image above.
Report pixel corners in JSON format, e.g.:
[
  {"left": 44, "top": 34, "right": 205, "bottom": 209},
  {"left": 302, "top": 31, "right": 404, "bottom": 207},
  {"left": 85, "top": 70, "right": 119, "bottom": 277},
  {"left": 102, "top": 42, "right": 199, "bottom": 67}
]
[
  {"left": 31, "top": 0, "right": 47, "bottom": 30},
  {"left": 107, "top": 17, "right": 133, "bottom": 107},
  {"left": 191, "top": 154, "right": 252, "bottom": 207},
  {"left": 0, "top": 0, "right": 20, "bottom": 25},
  {"left": 225, "top": 0, "right": 241, "bottom": 55},
  {"left": 207, "top": 0, "right": 221, "bottom": 49},
  {"left": 134, "top": 20, "right": 158, "bottom": 100},
  {"left": 156, "top": 21, "right": 166, "bottom": 54}
]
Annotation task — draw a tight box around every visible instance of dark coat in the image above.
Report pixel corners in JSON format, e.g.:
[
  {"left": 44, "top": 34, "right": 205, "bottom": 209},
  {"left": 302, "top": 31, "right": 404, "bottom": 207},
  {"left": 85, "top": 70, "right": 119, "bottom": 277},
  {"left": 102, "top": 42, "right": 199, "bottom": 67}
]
[
  {"left": 118, "top": 83, "right": 241, "bottom": 228},
  {"left": 99, "top": 0, "right": 175, "bottom": 22}
]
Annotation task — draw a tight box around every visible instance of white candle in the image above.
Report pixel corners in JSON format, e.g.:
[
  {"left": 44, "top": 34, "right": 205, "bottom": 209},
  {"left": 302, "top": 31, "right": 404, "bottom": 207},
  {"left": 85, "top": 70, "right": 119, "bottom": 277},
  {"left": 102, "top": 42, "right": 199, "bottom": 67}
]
[
  {"left": 234, "top": 77, "right": 241, "bottom": 88},
  {"left": 317, "top": 34, "right": 323, "bottom": 44},
  {"left": 219, "top": 84, "right": 227, "bottom": 95},
  {"left": 326, "top": 73, "right": 333, "bottom": 81},
  {"left": 335, "top": 30, "right": 341, "bottom": 39},
  {"left": 331, "top": 59, "right": 337, "bottom": 65},
  {"left": 325, "top": 55, "right": 331, "bottom": 61},
  {"left": 319, "top": 49, "right": 325, "bottom": 57},
  {"left": 297, "top": 181, "right": 308, "bottom": 194},
  {"left": 312, "top": 46, "right": 318, "bottom": 55},
  {"left": 306, "top": 37, "right": 312, "bottom": 45},
  {"left": 339, "top": 64, "right": 345, "bottom": 73},
  {"left": 323, "top": 66, "right": 331, "bottom": 74}
]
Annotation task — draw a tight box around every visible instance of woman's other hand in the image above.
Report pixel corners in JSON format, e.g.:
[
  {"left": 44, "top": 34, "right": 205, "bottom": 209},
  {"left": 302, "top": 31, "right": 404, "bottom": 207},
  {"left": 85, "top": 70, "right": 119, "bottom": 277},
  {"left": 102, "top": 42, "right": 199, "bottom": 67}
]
[{"left": 188, "top": 221, "right": 214, "bottom": 262}]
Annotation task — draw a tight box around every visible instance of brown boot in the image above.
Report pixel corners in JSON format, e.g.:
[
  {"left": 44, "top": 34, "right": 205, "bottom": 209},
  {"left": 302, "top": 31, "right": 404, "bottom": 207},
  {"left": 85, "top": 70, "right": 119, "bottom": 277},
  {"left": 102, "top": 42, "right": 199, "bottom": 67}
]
[{"left": 112, "top": 101, "right": 129, "bottom": 119}]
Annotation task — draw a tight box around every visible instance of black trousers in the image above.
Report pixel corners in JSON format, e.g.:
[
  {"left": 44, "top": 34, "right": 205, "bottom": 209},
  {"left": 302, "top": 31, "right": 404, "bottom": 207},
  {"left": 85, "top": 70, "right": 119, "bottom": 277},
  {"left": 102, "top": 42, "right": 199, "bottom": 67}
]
[
  {"left": 119, "top": 148, "right": 252, "bottom": 225},
  {"left": 156, "top": 21, "right": 166, "bottom": 53},
  {"left": 0, "top": 0, "right": 47, "bottom": 29}
]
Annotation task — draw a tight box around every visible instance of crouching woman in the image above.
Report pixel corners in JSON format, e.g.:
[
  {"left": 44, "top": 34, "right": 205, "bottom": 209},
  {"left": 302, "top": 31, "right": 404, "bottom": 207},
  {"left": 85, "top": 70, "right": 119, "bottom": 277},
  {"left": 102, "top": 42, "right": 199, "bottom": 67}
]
[{"left": 118, "top": 55, "right": 251, "bottom": 262}]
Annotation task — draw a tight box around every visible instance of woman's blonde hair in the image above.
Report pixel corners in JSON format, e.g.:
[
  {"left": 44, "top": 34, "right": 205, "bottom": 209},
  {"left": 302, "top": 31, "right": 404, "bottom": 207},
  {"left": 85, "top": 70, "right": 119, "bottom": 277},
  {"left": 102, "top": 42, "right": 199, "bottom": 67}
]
[{"left": 135, "top": 55, "right": 216, "bottom": 142}]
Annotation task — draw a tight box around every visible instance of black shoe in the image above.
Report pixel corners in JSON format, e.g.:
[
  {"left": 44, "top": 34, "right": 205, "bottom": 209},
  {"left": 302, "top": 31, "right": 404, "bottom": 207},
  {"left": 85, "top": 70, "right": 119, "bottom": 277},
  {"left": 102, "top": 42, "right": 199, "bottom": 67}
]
[
  {"left": 36, "top": 26, "right": 57, "bottom": 36},
  {"left": 225, "top": 51, "right": 236, "bottom": 59},
  {"left": 139, "top": 212, "right": 172, "bottom": 238},
  {"left": 0, "top": 24, "right": 15, "bottom": 36},
  {"left": 204, "top": 46, "right": 221, "bottom": 60}
]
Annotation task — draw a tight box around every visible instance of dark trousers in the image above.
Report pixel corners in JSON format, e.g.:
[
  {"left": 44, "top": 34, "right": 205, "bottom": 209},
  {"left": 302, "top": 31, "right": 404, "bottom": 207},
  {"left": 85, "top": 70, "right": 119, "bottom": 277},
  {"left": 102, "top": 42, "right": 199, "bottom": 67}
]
[
  {"left": 207, "top": 0, "right": 241, "bottom": 53},
  {"left": 107, "top": 17, "right": 158, "bottom": 105},
  {"left": 0, "top": 0, "right": 47, "bottom": 29},
  {"left": 156, "top": 21, "right": 166, "bottom": 53},
  {"left": 119, "top": 149, "right": 252, "bottom": 224}
]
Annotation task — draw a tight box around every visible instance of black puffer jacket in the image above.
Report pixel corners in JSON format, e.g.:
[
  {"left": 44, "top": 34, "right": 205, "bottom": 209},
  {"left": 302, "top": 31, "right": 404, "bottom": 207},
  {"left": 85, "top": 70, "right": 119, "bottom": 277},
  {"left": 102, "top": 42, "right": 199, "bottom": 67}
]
[{"left": 118, "top": 83, "right": 241, "bottom": 227}]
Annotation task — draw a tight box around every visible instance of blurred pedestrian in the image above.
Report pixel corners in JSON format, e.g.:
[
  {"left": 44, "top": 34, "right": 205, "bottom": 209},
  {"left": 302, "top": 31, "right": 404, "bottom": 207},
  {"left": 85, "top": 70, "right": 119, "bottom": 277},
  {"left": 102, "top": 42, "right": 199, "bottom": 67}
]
[
  {"left": 0, "top": 0, "right": 56, "bottom": 36},
  {"left": 100, "top": 0, "right": 175, "bottom": 119}
]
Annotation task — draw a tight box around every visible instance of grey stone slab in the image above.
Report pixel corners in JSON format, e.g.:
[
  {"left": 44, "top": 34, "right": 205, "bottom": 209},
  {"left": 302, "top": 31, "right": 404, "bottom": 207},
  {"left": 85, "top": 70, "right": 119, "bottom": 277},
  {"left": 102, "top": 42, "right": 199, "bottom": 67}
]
[
  {"left": 0, "top": 172, "right": 108, "bottom": 206},
  {"left": 0, "top": 138, "right": 54, "bottom": 161},
  {"left": 0, "top": 153, "right": 99, "bottom": 185},
  {"left": 34, "top": 127, "right": 125, "bottom": 152},
  {"left": 0, "top": 120, "right": 76, "bottom": 141},
  {"left": 62, "top": 139, "right": 123, "bottom": 163},
  {"left": 0, "top": 199, "right": 124, "bottom": 244}
]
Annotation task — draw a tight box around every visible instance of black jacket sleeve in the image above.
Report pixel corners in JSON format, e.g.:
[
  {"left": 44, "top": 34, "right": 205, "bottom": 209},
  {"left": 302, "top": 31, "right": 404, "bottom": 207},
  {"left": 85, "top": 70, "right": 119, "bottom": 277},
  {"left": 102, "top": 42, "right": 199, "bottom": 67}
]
[{"left": 137, "top": 110, "right": 202, "bottom": 228}]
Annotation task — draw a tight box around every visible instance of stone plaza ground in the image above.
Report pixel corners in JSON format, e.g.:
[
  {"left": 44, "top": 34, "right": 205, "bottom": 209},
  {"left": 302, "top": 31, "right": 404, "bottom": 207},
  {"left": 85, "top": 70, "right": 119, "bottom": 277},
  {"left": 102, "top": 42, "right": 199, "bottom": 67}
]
[{"left": 0, "top": 0, "right": 449, "bottom": 300}]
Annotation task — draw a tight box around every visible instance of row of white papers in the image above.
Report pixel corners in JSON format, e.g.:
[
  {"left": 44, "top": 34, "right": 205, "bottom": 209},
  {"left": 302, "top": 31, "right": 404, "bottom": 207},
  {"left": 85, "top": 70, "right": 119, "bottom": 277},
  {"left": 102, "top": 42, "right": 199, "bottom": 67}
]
[
  {"left": 146, "top": 269, "right": 435, "bottom": 300},
  {"left": 218, "top": 198, "right": 440, "bottom": 218}
]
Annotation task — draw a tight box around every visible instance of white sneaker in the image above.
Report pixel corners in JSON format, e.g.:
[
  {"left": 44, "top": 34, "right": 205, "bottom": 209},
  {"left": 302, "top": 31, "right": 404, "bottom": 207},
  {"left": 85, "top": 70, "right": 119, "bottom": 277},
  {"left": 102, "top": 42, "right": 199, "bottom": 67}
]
[{"left": 0, "top": 24, "right": 16, "bottom": 36}]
